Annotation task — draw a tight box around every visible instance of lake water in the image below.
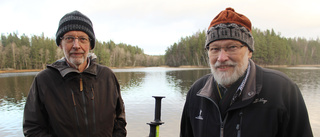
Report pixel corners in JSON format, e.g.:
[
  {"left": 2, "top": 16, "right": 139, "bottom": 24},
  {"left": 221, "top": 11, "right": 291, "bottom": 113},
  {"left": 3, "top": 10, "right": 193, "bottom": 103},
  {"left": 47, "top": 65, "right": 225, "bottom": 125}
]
[{"left": 0, "top": 67, "right": 319, "bottom": 137}]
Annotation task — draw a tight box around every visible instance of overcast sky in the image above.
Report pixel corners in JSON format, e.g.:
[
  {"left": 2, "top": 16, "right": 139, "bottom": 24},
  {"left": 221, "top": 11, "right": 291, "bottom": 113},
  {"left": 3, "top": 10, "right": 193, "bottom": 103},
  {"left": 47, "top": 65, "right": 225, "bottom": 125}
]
[{"left": 1, "top": 0, "right": 319, "bottom": 55}]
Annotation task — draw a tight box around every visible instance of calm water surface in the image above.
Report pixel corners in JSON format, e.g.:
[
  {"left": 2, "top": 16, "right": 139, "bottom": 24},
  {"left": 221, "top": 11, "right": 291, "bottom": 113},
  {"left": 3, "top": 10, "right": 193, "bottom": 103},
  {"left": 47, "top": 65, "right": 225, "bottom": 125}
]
[{"left": 0, "top": 67, "right": 319, "bottom": 137}]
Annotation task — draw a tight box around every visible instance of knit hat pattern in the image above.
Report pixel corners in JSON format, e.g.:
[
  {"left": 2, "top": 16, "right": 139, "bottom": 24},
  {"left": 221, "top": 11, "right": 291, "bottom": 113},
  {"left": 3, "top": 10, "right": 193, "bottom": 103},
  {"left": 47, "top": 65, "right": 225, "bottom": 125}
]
[
  {"left": 205, "top": 8, "right": 254, "bottom": 52},
  {"left": 56, "top": 10, "right": 95, "bottom": 49}
]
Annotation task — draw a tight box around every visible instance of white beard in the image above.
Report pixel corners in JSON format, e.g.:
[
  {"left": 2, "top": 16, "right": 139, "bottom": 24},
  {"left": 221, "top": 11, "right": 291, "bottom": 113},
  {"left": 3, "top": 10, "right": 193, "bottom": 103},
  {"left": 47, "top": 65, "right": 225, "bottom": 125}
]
[
  {"left": 68, "top": 56, "right": 85, "bottom": 67},
  {"left": 210, "top": 52, "right": 249, "bottom": 87}
]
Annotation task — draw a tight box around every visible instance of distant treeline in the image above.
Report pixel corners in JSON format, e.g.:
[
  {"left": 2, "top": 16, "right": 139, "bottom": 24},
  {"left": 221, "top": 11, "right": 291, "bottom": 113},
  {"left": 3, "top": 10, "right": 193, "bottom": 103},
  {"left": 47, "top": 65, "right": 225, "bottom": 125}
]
[
  {"left": 165, "top": 28, "right": 320, "bottom": 67},
  {"left": 1, "top": 27, "right": 320, "bottom": 70},
  {"left": 0, "top": 33, "right": 164, "bottom": 70}
]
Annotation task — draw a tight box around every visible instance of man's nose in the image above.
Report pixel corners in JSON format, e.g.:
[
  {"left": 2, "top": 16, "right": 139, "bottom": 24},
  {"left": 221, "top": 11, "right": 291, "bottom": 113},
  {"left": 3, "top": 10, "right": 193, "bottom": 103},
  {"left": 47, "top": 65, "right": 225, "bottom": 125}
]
[
  {"left": 72, "top": 39, "right": 81, "bottom": 49},
  {"left": 217, "top": 49, "right": 229, "bottom": 62}
]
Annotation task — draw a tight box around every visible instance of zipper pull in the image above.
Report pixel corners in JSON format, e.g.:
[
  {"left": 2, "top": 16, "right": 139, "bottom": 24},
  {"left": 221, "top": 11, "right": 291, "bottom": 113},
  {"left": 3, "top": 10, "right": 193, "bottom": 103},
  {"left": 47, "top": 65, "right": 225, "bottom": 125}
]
[
  {"left": 220, "top": 124, "right": 224, "bottom": 137},
  {"left": 71, "top": 91, "right": 76, "bottom": 106},
  {"left": 236, "top": 124, "right": 241, "bottom": 137},
  {"left": 236, "top": 111, "right": 243, "bottom": 137},
  {"left": 80, "top": 78, "right": 83, "bottom": 92}
]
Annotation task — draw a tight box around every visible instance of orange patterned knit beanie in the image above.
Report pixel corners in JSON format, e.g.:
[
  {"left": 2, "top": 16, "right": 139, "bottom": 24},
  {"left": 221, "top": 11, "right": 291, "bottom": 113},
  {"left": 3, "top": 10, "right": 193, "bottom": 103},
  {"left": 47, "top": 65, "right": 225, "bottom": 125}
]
[{"left": 205, "top": 7, "right": 254, "bottom": 52}]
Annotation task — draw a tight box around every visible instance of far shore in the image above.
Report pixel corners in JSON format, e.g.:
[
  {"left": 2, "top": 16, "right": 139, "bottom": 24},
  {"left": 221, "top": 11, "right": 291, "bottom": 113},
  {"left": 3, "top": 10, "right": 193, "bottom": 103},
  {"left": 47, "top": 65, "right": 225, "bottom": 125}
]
[
  {"left": 0, "top": 69, "right": 43, "bottom": 74},
  {"left": 0, "top": 65, "right": 208, "bottom": 74},
  {"left": 1, "top": 64, "right": 320, "bottom": 74},
  {"left": 259, "top": 64, "right": 320, "bottom": 68}
]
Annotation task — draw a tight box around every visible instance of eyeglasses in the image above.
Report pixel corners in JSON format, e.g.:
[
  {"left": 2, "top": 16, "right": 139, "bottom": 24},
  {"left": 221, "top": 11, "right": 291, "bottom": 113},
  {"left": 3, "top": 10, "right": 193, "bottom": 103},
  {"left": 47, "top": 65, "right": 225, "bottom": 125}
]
[
  {"left": 60, "top": 36, "right": 91, "bottom": 44},
  {"left": 207, "top": 44, "right": 245, "bottom": 56}
]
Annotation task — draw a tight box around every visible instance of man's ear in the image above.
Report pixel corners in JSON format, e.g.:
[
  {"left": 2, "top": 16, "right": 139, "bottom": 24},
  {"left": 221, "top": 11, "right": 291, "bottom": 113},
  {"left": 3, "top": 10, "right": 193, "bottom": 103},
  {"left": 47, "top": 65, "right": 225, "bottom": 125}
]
[
  {"left": 248, "top": 51, "right": 253, "bottom": 59},
  {"left": 59, "top": 45, "right": 63, "bottom": 49}
]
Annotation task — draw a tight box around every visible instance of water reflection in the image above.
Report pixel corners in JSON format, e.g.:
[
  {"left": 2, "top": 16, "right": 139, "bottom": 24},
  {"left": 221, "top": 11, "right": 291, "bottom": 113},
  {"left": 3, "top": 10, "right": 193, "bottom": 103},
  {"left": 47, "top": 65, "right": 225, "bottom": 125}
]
[
  {"left": 166, "top": 69, "right": 211, "bottom": 96},
  {"left": 0, "top": 75, "right": 35, "bottom": 106},
  {"left": 0, "top": 67, "right": 319, "bottom": 137},
  {"left": 115, "top": 72, "right": 145, "bottom": 92},
  {"left": 272, "top": 67, "right": 320, "bottom": 91},
  {"left": 0, "top": 74, "right": 37, "bottom": 137}
]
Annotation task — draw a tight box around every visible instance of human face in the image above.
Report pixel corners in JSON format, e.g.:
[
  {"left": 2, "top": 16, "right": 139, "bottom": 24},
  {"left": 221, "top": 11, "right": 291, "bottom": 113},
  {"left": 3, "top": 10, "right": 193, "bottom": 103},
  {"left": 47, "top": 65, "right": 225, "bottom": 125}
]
[
  {"left": 59, "top": 31, "right": 91, "bottom": 70},
  {"left": 208, "top": 39, "right": 252, "bottom": 87}
]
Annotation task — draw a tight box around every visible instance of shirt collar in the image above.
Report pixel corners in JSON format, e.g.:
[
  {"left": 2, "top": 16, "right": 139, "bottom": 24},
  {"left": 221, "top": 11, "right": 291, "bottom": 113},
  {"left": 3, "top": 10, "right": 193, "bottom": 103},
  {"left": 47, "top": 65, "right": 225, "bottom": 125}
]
[{"left": 238, "top": 62, "right": 251, "bottom": 92}]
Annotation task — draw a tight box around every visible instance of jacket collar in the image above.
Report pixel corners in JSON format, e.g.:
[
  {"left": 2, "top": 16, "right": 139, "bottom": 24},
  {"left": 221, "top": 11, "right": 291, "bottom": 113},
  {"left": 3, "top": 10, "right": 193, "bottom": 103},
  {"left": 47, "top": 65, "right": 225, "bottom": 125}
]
[
  {"left": 47, "top": 54, "right": 97, "bottom": 77},
  {"left": 197, "top": 74, "right": 215, "bottom": 99},
  {"left": 241, "top": 59, "right": 261, "bottom": 101},
  {"left": 198, "top": 59, "right": 262, "bottom": 101}
]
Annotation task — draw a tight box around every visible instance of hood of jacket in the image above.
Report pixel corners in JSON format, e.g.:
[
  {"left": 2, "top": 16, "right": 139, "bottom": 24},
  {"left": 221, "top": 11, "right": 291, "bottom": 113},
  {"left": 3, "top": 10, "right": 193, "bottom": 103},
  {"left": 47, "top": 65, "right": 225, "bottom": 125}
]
[{"left": 48, "top": 53, "right": 98, "bottom": 77}]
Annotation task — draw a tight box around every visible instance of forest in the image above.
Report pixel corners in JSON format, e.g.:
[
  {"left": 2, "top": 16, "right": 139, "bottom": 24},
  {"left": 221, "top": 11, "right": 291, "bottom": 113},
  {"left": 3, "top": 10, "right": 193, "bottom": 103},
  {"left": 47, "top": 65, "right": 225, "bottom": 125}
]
[
  {"left": 165, "top": 28, "right": 320, "bottom": 67},
  {"left": 0, "top": 33, "right": 164, "bottom": 70},
  {"left": 1, "top": 27, "right": 319, "bottom": 70}
]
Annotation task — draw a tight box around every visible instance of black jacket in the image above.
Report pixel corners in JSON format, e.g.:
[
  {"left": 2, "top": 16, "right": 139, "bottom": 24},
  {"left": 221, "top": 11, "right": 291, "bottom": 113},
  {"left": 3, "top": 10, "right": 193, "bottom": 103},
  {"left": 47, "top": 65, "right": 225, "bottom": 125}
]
[
  {"left": 23, "top": 56, "right": 126, "bottom": 137},
  {"left": 180, "top": 60, "right": 313, "bottom": 137}
]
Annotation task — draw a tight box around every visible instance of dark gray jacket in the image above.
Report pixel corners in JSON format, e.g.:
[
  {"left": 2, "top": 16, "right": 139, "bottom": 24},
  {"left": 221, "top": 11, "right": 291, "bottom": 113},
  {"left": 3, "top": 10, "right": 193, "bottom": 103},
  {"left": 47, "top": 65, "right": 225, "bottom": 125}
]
[
  {"left": 23, "top": 56, "right": 126, "bottom": 137},
  {"left": 180, "top": 60, "right": 313, "bottom": 137}
]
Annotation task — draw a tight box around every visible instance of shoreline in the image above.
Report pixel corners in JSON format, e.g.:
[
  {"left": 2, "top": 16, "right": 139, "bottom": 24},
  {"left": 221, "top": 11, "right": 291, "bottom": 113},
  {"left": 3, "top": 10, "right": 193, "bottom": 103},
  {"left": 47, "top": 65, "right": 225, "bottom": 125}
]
[
  {"left": 1, "top": 64, "right": 320, "bottom": 74},
  {"left": 0, "top": 65, "right": 209, "bottom": 74},
  {"left": 260, "top": 64, "right": 320, "bottom": 68},
  {"left": 0, "top": 69, "right": 42, "bottom": 74}
]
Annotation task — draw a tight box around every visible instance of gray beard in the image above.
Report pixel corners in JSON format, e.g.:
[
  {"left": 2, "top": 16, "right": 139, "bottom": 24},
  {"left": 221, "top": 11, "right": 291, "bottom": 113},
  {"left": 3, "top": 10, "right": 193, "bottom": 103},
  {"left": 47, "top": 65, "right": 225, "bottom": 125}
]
[{"left": 210, "top": 53, "right": 249, "bottom": 87}]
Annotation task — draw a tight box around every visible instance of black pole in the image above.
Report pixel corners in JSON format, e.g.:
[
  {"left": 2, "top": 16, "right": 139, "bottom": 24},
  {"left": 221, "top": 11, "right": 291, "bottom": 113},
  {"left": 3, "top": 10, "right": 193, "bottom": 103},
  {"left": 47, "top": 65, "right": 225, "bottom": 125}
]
[
  {"left": 154, "top": 96, "right": 164, "bottom": 122},
  {"left": 148, "top": 124, "right": 157, "bottom": 137},
  {"left": 147, "top": 96, "right": 165, "bottom": 137}
]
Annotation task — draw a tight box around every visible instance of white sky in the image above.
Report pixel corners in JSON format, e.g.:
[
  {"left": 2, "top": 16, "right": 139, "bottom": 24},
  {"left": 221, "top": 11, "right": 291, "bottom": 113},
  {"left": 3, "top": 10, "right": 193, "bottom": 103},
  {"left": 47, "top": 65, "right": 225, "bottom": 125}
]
[{"left": 1, "top": 0, "right": 319, "bottom": 55}]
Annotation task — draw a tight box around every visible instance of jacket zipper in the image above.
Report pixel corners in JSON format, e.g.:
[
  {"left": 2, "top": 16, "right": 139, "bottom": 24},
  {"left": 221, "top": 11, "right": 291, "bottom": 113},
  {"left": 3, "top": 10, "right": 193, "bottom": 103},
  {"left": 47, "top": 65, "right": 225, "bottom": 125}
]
[
  {"left": 71, "top": 90, "right": 80, "bottom": 132},
  {"left": 221, "top": 113, "right": 228, "bottom": 137},
  {"left": 197, "top": 94, "right": 227, "bottom": 137},
  {"left": 236, "top": 111, "right": 243, "bottom": 137},
  {"left": 80, "top": 77, "right": 90, "bottom": 137},
  {"left": 91, "top": 86, "right": 96, "bottom": 132}
]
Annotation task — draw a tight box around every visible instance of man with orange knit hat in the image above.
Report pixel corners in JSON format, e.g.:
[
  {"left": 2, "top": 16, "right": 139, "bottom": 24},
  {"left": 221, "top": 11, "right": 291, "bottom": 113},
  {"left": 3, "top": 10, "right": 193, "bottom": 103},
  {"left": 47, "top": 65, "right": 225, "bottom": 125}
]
[{"left": 180, "top": 7, "right": 313, "bottom": 137}]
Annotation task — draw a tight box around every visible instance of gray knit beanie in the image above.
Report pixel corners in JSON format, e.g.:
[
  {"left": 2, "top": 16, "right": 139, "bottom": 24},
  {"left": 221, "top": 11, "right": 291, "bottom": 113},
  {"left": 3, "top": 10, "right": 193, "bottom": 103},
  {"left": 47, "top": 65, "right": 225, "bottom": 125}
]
[{"left": 56, "top": 10, "right": 95, "bottom": 49}]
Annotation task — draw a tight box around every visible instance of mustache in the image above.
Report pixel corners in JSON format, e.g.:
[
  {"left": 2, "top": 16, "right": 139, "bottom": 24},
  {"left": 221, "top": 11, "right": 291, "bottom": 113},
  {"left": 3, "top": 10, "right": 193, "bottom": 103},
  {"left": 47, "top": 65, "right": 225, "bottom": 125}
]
[
  {"left": 214, "top": 61, "right": 237, "bottom": 68},
  {"left": 70, "top": 51, "right": 85, "bottom": 54}
]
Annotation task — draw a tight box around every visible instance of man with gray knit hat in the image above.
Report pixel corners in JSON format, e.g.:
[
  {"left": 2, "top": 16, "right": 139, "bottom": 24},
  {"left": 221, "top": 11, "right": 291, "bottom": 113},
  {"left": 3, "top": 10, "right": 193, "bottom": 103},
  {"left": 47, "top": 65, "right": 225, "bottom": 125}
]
[
  {"left": 23, "top": 11, "right": 127, "bottom": 137},
  {"left": 180, "top": 7, "right": 313, "bottom": 137}
]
